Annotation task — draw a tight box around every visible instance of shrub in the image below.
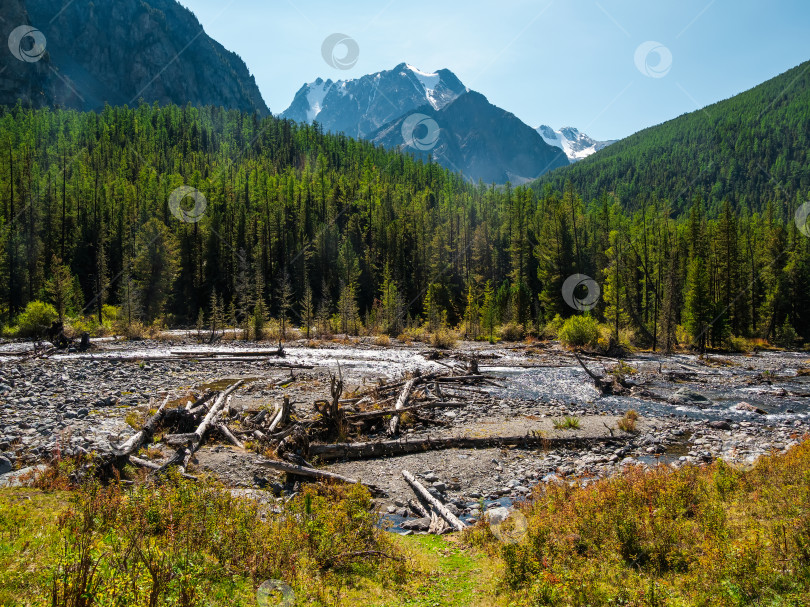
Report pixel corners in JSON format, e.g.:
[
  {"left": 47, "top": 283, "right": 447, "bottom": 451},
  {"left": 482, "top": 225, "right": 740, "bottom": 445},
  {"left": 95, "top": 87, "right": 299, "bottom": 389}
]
[
  {"left": 724, "top": 335, "right": 751, "bottom": 353},
  {"left": 2, "top": 473, "right": 406, "bottom": 606},
  {"left": 430, "top": 328, "right": 459, "bottom": 349},
  {"left": 373, "top": 334, "right": 391, "bottom": 346},
  {"left": 465, "top": 440, "right": 810, "bottom": 606},
  {"left": 558, "top": 315, "right": 601, "bottom": 348},
  {"left": 499, "top": 322, "right": 525, "bottom": 342},
  {"left": 617, "top": 410, "right": 639, "bottom": 433},
  {"left": 12, "top": 301, "right": 58, "bottom": 337},
  {"left": 402, "top": 325, "right": 429, "bottom": 343}
]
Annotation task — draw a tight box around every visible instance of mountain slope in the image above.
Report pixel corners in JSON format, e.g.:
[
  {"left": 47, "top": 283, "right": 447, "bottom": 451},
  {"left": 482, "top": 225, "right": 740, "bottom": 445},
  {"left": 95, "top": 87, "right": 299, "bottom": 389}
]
[
  {"left": 281, "top": 63, "right": 467, "bottom": 139},
  {"left": 534, "top": 61, "right": 810, "bottom": 213},
  {"left": 371, "top": 91, "right": 569, "bottom": 184},
  {"left": 536, "top": 125, "right": 615, "bottom": 162},
  {"left": 1, "top": 0, "right": 268, "bottom": 114}
]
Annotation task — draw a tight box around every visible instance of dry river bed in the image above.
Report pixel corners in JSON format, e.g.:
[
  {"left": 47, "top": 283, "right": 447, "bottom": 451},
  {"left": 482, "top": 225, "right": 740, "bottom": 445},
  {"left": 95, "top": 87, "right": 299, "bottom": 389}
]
[{"left": 0, "top": 336, "right": 807, "bottom": 527}]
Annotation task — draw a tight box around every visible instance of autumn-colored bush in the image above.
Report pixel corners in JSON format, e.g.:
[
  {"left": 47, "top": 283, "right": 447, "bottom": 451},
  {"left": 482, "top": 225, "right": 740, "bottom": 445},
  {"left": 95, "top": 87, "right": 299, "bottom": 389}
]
[{"left": 465, "top": 439, "right": 810, "bottom": 606}]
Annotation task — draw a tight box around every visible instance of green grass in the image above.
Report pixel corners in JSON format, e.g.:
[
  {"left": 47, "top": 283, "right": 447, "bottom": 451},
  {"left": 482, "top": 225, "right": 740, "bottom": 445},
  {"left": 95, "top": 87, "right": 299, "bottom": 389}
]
[
  {"left": 6, "top": 440, "right": 810, "bottom": 606},
  {"left": 552, "top": 416, "right": 581, "bottom": 430},
  {"left": 0, "top": 474, "right": 408, "bottom": 607},
  {"left": 383, "top": 535, "right": 504, "bottom": 607}
]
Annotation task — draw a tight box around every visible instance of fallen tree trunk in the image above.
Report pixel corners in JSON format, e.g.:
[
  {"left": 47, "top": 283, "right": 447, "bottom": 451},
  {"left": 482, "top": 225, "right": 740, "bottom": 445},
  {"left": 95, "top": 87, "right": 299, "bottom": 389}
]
[
  {"left": 408, "top": 498, "right": 430, "bottom": 518},
  {"left": 130, "top": 455, "right": 197, "bottom": 480},
  {"left": 389, "top": 377, "right": 419, "bottom": 436},
  {"left": 268, "top": 396, "right": 291, "bottom": 433},
  {"left": 402, "top": 470, "right": 466, "bottom": 531},
  {"left": 217, "top": 423, "right": 244, "bottom": 448},
  {"left": 113, "top": 395, "right": 171, "bottom": 457},
  {"left": 257, "top": 459, "right": 384, "bottom": 496},
  {"left": 170, "top": 348, "right": 284, "bottom": 358},
  {"left": 574, "top": 352, "right": 627, "bottom": 395},
  {"left": 310, "top": 433, "right": 621, "bottom": 462},
  {"left": 346, "top": 400, "right": 466, "bottom": 422},
  {"left": 162, "top": 380, "right": 244, "bottom": 474}
]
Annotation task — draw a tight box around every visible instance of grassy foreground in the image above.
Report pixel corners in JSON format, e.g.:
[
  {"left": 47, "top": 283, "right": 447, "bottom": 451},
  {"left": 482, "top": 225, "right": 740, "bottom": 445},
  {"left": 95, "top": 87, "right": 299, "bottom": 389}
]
[
  {"left": 2, "top": 439, "right": 809, "bottom": 606},
  {"left": 467, "top": 437, "right": 810, "bottom": 606}
]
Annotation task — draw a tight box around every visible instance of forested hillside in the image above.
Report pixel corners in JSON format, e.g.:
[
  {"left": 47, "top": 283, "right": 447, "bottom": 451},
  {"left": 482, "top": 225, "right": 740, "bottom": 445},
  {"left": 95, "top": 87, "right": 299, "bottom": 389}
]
[
  {"left": 535, "top": 60, "right": 810, "bottom": 216},
  {"left": 1, "top": 103, "right": 809, "bottom": 348}
]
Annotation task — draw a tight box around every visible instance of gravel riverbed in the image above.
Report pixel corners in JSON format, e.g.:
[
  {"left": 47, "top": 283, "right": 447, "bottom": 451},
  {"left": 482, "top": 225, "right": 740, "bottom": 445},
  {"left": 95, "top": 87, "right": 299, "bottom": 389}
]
[{"left": 1, "top": 337, "right": 807, "bottom": 525}]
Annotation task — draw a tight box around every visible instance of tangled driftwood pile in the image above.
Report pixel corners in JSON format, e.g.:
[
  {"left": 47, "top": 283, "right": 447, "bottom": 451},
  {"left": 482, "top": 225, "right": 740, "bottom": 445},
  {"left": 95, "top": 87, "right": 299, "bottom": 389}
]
[{"left": 85, "top": 356, "right": 628, "bottom": 534}]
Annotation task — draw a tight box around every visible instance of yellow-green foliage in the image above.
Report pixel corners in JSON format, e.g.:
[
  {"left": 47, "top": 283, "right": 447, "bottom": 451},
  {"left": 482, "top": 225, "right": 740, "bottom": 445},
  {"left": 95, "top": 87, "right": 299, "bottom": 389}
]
[
  {"left": 430, "top": 328, "right": 459, "bottom": 349},
  {"left": 617, "top": 409, "right": 639, "bottom": 433},
  {"left": 466, "top": 440, "right": 810, "bottom": 606},
  {"left": 499, "top": 322, "right": 525, "bottom": 342},
  {"left": 557, "top": 315, "right": 601, "bottom": 348},
  {"left": 7, "top": 300, "right": 58, "bottom": 337},
  {"left": 552, "top": 416, "right": 581, "bottom": 430},
  {"left": 1, "top": 476, "right": 404, "bottom": 607}
]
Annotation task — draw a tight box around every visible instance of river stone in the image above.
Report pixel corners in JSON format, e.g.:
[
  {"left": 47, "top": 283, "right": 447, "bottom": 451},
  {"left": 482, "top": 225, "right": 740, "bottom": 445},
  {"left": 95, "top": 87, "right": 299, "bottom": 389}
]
[
  {"left": 485, "top": 506, "right": 510, "bottom": 526},
  {"left": 401, "top": 517, "right": 431, "bottom": 531},
  {"left": 0, "top": 457, "right": 11, "bottom": 475},
  {"left": 0, "top": 464, "right": 48, "bottom": 488},
  {"left": 735, "top": 402, "right": 767, "bottom": 415},
  {"left": 668, "top": 388, "right": 713, "bottom": 407}
]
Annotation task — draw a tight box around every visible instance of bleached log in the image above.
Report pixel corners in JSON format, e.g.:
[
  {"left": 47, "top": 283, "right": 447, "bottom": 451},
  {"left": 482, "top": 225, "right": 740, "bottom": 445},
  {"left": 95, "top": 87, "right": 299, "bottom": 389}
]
[
  {"left": 310, "top": 434, "right": 620, "bottom": 461},
  {"left": 217, "top": 423, "right": 244, "bottom": 448},
  {"left": 388, "top": 377, "right": 418, "bottom": 436},
  {"left": 257, "top": 459, "right": 384, "bottom": 495},
  {"left": 346, "top": 400, "right": 466, "bottom": 422},
  {"left": 268, "top": 396, "right": 291, "bottom": 433},
  {"left": 163, "top": 380, "right": 244, "bottom": 474},
  {"left": 113, "top": 395, "right": 171, "bottom": 457},
  {"left": 402, "top": 469, "right": 465, "bottom": 531}
]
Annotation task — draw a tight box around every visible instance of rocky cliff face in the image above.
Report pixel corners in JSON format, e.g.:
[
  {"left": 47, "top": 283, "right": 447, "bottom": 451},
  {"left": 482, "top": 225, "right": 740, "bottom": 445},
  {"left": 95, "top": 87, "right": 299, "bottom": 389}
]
[
  {"left": 0, "top": 0, "right": 56, "bottom": 108},
  {"left": 1, "top": 0, "right": 268, "bottom": 113}
]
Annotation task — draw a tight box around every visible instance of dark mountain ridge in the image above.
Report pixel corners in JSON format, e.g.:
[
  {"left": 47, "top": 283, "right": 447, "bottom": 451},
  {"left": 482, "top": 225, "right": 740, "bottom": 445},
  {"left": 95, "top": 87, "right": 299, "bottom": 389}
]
[{"left": 1, "top": 0, "right": 268, "bottom": 114}]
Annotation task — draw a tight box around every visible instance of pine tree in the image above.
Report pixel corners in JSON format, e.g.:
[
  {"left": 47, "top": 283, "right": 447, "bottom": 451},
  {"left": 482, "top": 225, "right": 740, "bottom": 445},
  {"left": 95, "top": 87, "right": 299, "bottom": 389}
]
[
  {"left": 316, "top": 278, "right": 332, "bottom": 337},
  {"left": 119, "top": 257, "right": 141, "bottom": 328},
  {"left": 683, "top": 199, "right": 713, "bottom": 351},
  {"left": 480, "top": 280, "right": 497, "bottom": 343},
  {"left": 423, "top": 283, "right": 443, "bottom": 331},
  {"left": 380, "top": 263, "right": 402, "bottom": 335},
  {"left": 277, "top": 271, "right": 293, "bottom": 340},
  {"left": 45, "top": 255, "right": 74, "bottom": 322},
  {"left": 464, "top": 279, "right": 480, "bottom": 340},
  {"left": 602, "top": 230, "right": 629, "bottom": 342},
  {"left": 132, "top": 218, "right": 180, "bottom": 322},
  {"left": 301, "top": 278, "right": 314, "bottom": 339},
  {"left": 684, "top": 255, "right": 712, "bottom": 351},
  {"left": 338, "top": 280, "right": 359, "bottom": 335}
]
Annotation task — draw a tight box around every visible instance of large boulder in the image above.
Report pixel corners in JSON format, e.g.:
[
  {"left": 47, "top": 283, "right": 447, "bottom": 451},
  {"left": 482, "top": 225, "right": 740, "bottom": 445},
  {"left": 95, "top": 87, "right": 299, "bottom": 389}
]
[
  {"left": 484, "top": 506, "right": 510, "bottom": 526},
  {"left": 668, "top": 388, "right": 713, "bottom": 407},
  {"left": 735, "top": 402, "right": 767, "bottom": 415}
]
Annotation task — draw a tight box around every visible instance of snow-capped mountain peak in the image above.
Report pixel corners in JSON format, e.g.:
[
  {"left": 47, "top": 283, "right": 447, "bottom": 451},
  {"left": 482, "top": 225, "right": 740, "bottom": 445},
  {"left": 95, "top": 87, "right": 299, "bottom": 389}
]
[
  {"left": 536, "top": 125, "right": 615, "bottom": 162},
  {"left": 403, "top": 64, "right": 449, "bottom": 109},
  {"left": 305, "top": 78, "right": 334, "bottom": 122},
  {"left": 280, "top": 63, "right": 467, "bottom": 138}
]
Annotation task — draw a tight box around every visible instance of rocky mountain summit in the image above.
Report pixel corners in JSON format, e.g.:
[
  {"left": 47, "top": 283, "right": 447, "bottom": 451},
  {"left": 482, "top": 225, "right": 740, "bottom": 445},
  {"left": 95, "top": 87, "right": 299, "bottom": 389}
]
[
  {"left": 536, "top": 125, "right": 615, "bottom": 162},
  {"left": 281, "top": 63, "right": 467, "bottom": 139}
]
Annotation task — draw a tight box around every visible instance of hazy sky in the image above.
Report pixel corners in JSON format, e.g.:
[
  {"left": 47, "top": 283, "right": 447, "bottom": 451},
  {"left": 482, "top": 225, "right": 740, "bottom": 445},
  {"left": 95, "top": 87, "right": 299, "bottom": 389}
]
[{"left": 177, "top": 0, "right": 809, "bottom": 140}]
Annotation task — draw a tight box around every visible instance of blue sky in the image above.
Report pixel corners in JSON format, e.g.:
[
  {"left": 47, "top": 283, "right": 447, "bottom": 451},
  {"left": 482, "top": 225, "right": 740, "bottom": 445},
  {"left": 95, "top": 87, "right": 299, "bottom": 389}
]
[{"left": 179, "top": 0, "right": 809, "bottom": 140}]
